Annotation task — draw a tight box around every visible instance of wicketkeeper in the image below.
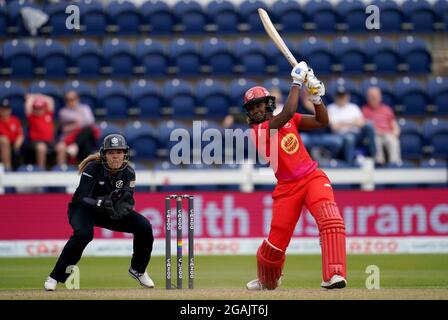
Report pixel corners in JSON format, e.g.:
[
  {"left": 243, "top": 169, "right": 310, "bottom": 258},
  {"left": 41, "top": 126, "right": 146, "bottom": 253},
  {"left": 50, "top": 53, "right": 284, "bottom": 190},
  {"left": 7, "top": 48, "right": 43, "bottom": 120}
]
[
  {"left": 44, "top": 134, "right": 155, "bottom": 290},
  {"left": 244, "top": 62, "right": 347, "bottom": 290}
]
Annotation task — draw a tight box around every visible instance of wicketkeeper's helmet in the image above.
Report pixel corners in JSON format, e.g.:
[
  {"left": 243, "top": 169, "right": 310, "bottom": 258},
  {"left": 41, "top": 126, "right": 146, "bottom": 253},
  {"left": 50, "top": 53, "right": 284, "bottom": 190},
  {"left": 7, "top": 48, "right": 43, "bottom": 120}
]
[{"left": 100, "top": 134, "right": 130, "bottom": 170}]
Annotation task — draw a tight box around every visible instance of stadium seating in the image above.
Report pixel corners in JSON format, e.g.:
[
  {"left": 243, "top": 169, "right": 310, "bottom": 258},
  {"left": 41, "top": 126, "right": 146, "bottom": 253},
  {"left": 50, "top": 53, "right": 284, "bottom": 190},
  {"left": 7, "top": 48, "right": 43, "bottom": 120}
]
[
  {"left": 422, "top": 118, "right": 448, "bottom": 158},
  {"left": 370, "top": 0, "right": 403, "bottom": 32},
  {"left": 327, "top": 78, "right": 363, "bottom": 106},
  {"left": 234, "top": 38, "right": 267, "bottom": 76},
  {"left": 397, "top": 36, "right": 431, "bottom": 74},
  {"left": 365, "top": 36, "right": 399, "bottom": 74},
  {"left": 43, "top": 1, "right": 73, "bottom": 36},
  {"left": 202, "top": 38, "right": 236, "bottom": 76},
  {"left": 68, "top": 39, "right": 103, "bottom": 77},
  {"left": 102, "top": 38, "right": 135, "bottom": 77},
  {"left": 196, "top": 79, "right": 231, "bottom": 117},
  {"left": 206, "top": 0, "right": 239, "bottom": 34},
  {"left": 361, "top": 77, "right": 396, "bottom": 107},
  {"left": 336, "top": 0, "right": 366, "bottom": 33},
  {"left": 78, "top": 0, "right": 107, "bottom": 36},
  {"left": 141, "top": 0, "right": 174, "bottom": 34},
  {"left": 394, "top": 78, "right": 429, "bottom": 115},
  {"left": 398, "top": 118, "right": 423, "bottom": 160},
  {"left": 157, "top": 120, "right": 191, "bottom": 158},
  {"left": 229, "top": 78, "right": 256, "bottom": 107},
  {"left": 107, "top": 0, "right": 141, "bottom": 35},
  {"left": 173, "top": 0, "right": 207, "bottom": 34},
  {"left": 97, "top": 121, "right": 122, "bottom": 142},
  {"left": 124, "top": 121, "right": 157, "bottom": 160},
  {"left": 135, "top": 38, "right": 168, "bottom": 76},
  {"left": 305, "top": 0, "right": 338, "bottom": 33},
  {"left": 7, "top": 0, "right": 41, "bottom": 36},
  {"left": 402, "top": 0, "right": 436, "bottom": 32},
  {"left": 163, "top": 79, "right": 196, "bottom": 117},
  {"left": 299, "top": 37, "right": 334, "bottom": 74},
  {"left": 129, "top": 79, "right": 164, "bottom": 118},
  {"left": 0, "top": 5, "right": 7, "bottom": 36},
  {"left": 427, "top": 77, "right": 448, "bottom": 115},
  {"left": 271, "top": 0, "right": 306, "bottom": 33},
  {"left": 35, "top": 39, "right": 68, "bottom": 78},
  {"left": 333, "top": 37, "right": 366, "bottom": 74},
  {"left": 96, "top": 80, "right": 129, "bottom": 118},
  {"left": 266, "top": 39, "right": 300, "bottom": 75},
  {"left": 239, "top": 0, "right": 269, "bottom": 33},
  {"left": 169, "top": 38, "right": 202, "bottom": 76},
  {"left": 2, "top": 39, "right": 35, "bottom": 78}
]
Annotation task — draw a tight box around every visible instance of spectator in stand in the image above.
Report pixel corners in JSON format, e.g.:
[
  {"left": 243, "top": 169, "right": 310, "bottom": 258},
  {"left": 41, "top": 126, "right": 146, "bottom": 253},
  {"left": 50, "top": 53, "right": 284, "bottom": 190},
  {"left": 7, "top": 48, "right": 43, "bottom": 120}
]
[
  {"left": 55, "top": 90, "right": 100, "bottom": 165},
  {"left": 0, "top": 99, "right": 24, "bottom": 171},
  {"left": 24, "top": 94, "right": 55, "bottom": 169},
  {"left": 362, "top": 87, "right": 402, "bottom": 165},
  {"left": 327, "top": 87, "right": 376, "bottom": 165}
]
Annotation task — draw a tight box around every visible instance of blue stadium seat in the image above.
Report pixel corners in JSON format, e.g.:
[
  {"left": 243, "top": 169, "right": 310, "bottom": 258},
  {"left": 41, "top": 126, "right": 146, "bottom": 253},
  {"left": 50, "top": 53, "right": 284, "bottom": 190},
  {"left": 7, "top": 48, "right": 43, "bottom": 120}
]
[
  {"left": 327, "top": 78, "right": 363, "bottom": 106},
  {"left": 63, "top": 80, "right": 97, "bottom": 110},
  {"left": 103, "top": 38, "right": 135, "bottom": 77},
  {"left": 173, "top": 0, "right": 206, "bottom": 34},
  {"left": 266, "top": 39, "right": 300, "bottom": 75},
  {"left": 129, "top": 79, "right": 163, "bottom": 118},
  {"left": 394, "top": 78, "right": 428, "bottom": 115},
  {"left": 141, "top": 0, "right": 174, "bottom": 34},
  {"left": 370, "top": 0, "right": 403, "bottom": 32},
  {"left": 124, "top": 121, "right": 157, "bottom": 160},
  {"left": 69, "top": 39, "right": 103, "bottom": 77},
  {"left": 398, "top": 36, "right": 431, "bottom": 73},
  {"left": 163, "top": 79, "right": 196, "bottom": 118},
  {"left": 398, "top": 118, "right": 422, "bottom": 160},
  {"left": 7, "top": 0, "right": 41, "bottom": 36},
  {"left": 2, "top": 39, "right": 35, "bottom": 78},
  {"left": 361, "top": 77, "right": 396, "bottom": 107},
  {"left": 78, "top": 0, "right": 107, "bottom": 36},
  {"left": 17, "top": 164, "right": 45, "bottom": 172},
  {"left": 0, "top": 81, "right": 25, "bottom": 119},
  {"left": 427, "top": 77, "right": 448, "bottom": 115},
  {"left": 202, "top": 38, "right": 236, "bottom": 76},
  {"left": 234, "top": 38, "right": 267, "bottom": 75},
  {"left": 299, "top": 37, "right": 334, "bottom": 74},
  {"left": 96, "top": 80, "right": 129, "bottom": 118},
  {"left": 43, "top": 1, "right": 75, "bottom": 36},
  {"left": 206, "top": 0, "right": 239, "bottom": 34},
  {"left": 229, "top": 78, "right": 256, "bottom": 107},
  {"left": 305, "top": 0, "right": 338, "bottom": 33},
  {"left": 239, "top": 0, "right": 269, "bottom": 33},
  {"left": 97, "top": 121, "right": 122, "bottom": 142},
  {"left": 169, "top": 38, "right": 202, "bottom": 76},
  {"left": 35, "top": 39, "right": 68, "bottom": 78},
  {"left": 434, "top": 0, "right": 448, "bottom": 30},
  {"left": 107, "top": 0, "right": 141, "bottom": 35},
  {"left": 271, "top": 0, "right": 306, "bottom": 33},
  {"left": 365, "top": 36, "right": 399, "bottom": 74},
  {"left": 157, "top": 120, "right": 190, "bottom": 158},
  {"left": 420, "top": 158, "right": 447, "bottom": 188},
  {"left": 333, "top": 37, "right": 366, "bottom": 74},
  {"left": 196, "top": 79, "right": 230, "bottom": 117},
  {"left": 402, "top": 0, "right": 436, "bottom": 32},
  {"left": 263, "top": 78, "right": 291, "bottom": 100},
  {"left": 135, "top": 38, "right": 168, "bottom": 76},
  {"left": 336, "top": 0, "right": 366, "bottom": 32},
  {"left": 423, "top": 118, "right": 448, "bottom": 158},
  {"left": 29, "top": 80, "right": 63, "bottom": 112}
]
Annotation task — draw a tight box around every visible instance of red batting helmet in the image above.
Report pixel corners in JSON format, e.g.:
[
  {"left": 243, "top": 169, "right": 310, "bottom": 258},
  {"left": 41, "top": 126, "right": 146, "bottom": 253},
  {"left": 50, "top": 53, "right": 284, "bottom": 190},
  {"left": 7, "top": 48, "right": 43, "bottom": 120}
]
[{"left": 242, "top": 86, "right": 275, "bottom": 113}]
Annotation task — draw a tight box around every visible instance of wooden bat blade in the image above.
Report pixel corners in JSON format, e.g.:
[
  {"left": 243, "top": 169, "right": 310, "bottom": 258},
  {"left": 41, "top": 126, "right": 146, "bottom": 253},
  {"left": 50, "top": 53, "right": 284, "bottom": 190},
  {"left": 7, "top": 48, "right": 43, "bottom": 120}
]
[{"left": 258, "top": 8, "right": 298, "bottom": 67}]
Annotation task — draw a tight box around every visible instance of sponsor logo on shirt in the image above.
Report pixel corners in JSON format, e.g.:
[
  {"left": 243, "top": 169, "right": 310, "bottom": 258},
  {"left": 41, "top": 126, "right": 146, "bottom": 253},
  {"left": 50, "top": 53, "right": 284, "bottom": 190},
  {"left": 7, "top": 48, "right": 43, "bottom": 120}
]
[
  {"left": 116, "top": 180, "right": 123, "bottom": 188},
  {"left": 99, "top": 181, "right": 105, "bottom": 185},
  {"left": 284, "top": 122, "right": 292, "bottom": 129},
  {"left": 281, "top": 133, "right": 299, "bottom": 154}
]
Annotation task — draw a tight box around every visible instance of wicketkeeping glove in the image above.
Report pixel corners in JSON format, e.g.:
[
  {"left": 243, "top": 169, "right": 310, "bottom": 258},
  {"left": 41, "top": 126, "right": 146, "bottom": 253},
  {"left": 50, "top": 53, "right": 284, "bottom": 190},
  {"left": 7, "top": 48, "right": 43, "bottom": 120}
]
[{"left": 112, "top": 191, "right": 135, "bottom": 220}]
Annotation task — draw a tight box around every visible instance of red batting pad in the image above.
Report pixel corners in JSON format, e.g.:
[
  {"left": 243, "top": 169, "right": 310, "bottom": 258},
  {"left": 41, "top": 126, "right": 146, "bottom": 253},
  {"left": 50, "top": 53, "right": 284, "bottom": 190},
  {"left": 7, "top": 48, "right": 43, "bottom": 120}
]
[
  {"left": 256, "top": 240, "right": 285, "bottom": 290},
  {"left": 314, "top": 202, "right": 346, "bottom": 281}
]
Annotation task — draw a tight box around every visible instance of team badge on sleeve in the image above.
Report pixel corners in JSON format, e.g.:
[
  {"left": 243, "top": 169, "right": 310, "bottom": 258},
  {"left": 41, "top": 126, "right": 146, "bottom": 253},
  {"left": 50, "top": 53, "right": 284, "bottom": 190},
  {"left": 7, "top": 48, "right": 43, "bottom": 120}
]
[{"left": 129, "top": 181, "right": 136, "bottom": 188}]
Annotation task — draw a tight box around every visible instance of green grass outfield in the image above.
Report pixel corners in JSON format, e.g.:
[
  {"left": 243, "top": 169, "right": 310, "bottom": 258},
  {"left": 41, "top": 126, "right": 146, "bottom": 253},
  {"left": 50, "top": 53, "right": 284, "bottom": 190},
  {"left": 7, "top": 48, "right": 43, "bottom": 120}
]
[{"left": 1, "top": 254, "right": 447, "bottom": 299}]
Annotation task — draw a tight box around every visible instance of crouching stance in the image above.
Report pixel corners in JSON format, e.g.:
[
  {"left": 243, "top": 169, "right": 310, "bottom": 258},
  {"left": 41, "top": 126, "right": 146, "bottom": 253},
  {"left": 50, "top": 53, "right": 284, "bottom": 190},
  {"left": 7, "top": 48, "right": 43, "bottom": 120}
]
[
  {"left": 44, "top": 134, "right": 155, "bottom": 290},
  {"left": 244, "top": 62, "right": 347, "bottom": 290}
]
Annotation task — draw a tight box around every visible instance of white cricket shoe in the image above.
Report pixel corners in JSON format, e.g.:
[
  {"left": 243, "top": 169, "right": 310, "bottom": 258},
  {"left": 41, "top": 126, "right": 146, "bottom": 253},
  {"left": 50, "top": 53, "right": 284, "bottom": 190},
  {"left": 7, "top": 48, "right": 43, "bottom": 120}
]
[
  {"left": 246, "top": 277, "right": 282, "bottom": 291},
  {"left": 321, "top": 275, "right": 347, "bottom": 289},
  {"left": 44, "top": 276, "right": 58, "bottom": 291},
  {"left": 128, "top": 268, "right": 155, "bottom": 288}
]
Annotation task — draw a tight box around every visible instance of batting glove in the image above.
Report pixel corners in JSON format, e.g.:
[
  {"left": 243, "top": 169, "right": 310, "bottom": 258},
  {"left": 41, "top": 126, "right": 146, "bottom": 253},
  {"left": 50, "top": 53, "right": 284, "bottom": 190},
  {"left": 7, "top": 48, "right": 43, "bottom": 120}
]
[
  {"left": 291, "top": 61, "right": 308, "bottom": 87},
  {"left": 305, "top": 68, "right": 325, "bottom": 104}
]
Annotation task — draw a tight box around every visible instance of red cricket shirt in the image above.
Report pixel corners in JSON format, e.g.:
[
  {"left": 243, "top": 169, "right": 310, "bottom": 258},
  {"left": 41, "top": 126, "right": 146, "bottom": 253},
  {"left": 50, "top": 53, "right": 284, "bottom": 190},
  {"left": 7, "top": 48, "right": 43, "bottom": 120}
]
[
  {"left": 0, "top": 115, "right": 23, "bottom": 143},
  {"left": 27, "top": 110, "right": 54, "bottom": 142}
]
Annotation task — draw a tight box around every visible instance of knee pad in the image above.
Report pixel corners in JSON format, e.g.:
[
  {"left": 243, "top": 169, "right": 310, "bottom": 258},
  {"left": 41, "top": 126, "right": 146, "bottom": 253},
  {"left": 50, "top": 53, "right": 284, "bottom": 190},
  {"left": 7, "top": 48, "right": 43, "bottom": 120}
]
[
  {"left": 256, "top": 240, "right": 285, "bottom": 290},
  {"left": 314, "top": 202, "right": 346, "bottom": 281}
]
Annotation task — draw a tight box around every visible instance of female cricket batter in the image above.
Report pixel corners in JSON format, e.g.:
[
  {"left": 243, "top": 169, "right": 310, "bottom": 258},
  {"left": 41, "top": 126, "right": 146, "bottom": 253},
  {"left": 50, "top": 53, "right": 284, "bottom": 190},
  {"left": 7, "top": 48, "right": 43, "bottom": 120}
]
[
  {"left": 44, "top": 134, "right": 155, "bottom": 290},
  {"left": 244, "top": 62, "right": 347, "bottom": 290}
]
